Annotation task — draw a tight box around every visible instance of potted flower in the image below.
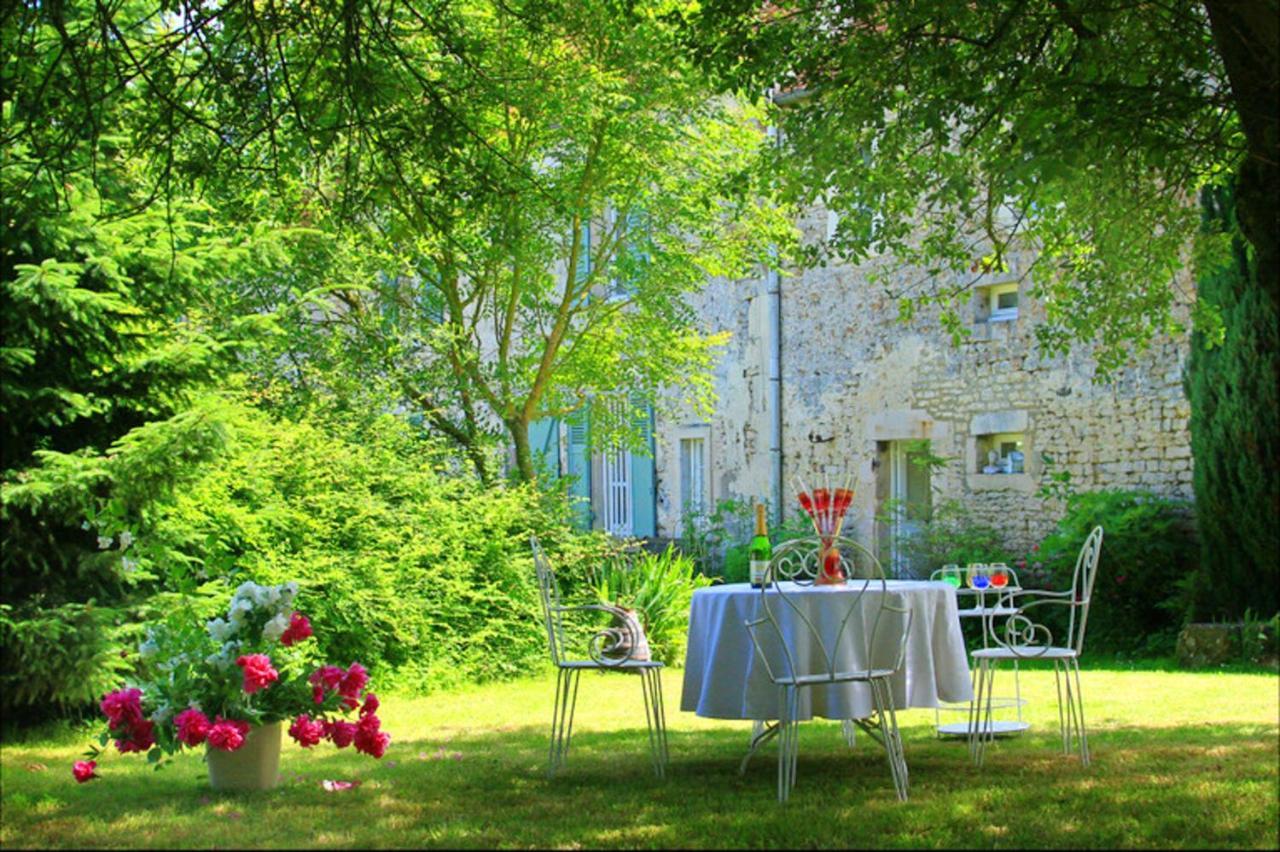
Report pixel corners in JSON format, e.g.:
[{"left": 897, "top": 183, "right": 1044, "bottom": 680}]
[{"left": 73, "top": 581, "right": 390, "bottom": 791}]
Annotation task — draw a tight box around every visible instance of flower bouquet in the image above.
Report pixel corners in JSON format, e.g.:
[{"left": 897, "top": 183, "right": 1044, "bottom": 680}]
[
  {"left": 73, "top": 581, "right": 389, "bottom": 791},
  {"left": 795, "top": 475, "right": 855, "bottom": 585}
]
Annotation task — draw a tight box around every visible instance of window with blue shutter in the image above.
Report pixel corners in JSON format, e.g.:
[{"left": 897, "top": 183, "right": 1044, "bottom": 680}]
[
  {"left": 527, "top": 418, "right": 561, "bottom": 478},
  {"left": 565, "top": 410, "right": 593, "bottom": 529},
  {"left": 629, "top": 399, "right": 657, "bottom": 538}
]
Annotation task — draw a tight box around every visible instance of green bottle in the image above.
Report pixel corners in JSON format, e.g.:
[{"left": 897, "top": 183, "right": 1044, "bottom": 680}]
[{"left": 749, "top": 503, "right": 772, "bottom": 588}]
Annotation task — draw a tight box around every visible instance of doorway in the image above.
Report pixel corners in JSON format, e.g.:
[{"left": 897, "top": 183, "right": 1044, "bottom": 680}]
[{"left": 876, "top": 440, "right": 933, "bottom": 576}]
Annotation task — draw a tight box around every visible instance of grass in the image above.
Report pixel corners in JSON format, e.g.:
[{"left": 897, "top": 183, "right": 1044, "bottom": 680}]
[{"left": 2, "top": 664, "right": 1276, "bottom": 849}]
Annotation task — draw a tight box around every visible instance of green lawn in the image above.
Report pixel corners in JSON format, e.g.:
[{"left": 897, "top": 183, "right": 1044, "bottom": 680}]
[{"left": 2, "top": 664, "right": 1276, "bottom": 849}]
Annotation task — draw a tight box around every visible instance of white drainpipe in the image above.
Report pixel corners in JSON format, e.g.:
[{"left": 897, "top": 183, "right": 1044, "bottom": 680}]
[{"left": 766, "top": 120, "right": 785, "bottom": 524}]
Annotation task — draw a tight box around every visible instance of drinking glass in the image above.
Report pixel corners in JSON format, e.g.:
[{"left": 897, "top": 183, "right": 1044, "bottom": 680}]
[
  {"left": 968, "top": 563, "right": 990, "bottom": 590},
  {"left": 940, "top": 564, "right": 961, "bottom": 588},
  {"left": 990, "top": 563, "right": 1010, "bottom": 589}
]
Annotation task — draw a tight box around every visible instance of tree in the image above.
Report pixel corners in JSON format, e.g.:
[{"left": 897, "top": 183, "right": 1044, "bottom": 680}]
[
  {"left": 675, "top": 0, "right": 1277, "bottom": 603},
  {"left": 4, "top": 0, "right": 793, "bottom": 484},
  {"left": 1184, "top": 185, "right": 1279, "bottom": 618}
]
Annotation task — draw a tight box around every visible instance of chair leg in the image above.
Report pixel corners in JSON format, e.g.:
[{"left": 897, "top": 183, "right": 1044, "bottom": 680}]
[
  {"left": 777, "top": 686, "right": 799, "bottom": 803},
  {"left": 549, "top": 667, "right": 579, "bottom": 777},
  {"left": 653, "top": 669, "right": 670, "bottom": 770},
  {"left": 1052, "top": 660, "right": 1068, "bottom": 754},
  {"left": 968, "top": 658, "right": 987, "bottom": 764},
  {"left": 1071, "top": 658, "right": 1090, "bottom": 766},
  {"left": 882, "top": 680, "right": 909, "bottom": 800},
  {"left": 639, "top": 668, "right": 664, "bottom": 779},
  {"left": 1063, "top": 657, "right": 1080, "bottom": 758},
  {"left": 548, "top": 668, "right": 564, "bottom": 777},
  {"left": 872, "top": 679, "right": 907, "bottom": 801},
  {"left": 842, "top": 719, "right": 857, "bottom": 749}
]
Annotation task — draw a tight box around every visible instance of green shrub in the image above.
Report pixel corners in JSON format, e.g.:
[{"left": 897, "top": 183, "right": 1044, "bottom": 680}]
[
  {"left": 587, "top": 544, "right": 716, "bottom": 665},
  {"left": 143, "top": 404, "right": 605, "bottom": 693},
  {"left": 1038, "top": 490, "right": 1197, "bottom": 655},
  {"left": 880, "top": 498, "right": 1008, "bottom": 578},
  {"left": 680, "top": 498, "right": 815, "bottom": 584}
]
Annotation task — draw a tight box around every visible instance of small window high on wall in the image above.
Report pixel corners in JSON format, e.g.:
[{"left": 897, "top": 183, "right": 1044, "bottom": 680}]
[
  {"left": 975, "top": 432, "right": 1025, "bottom": 474},
  {"left": 984, "top": 282, "right": 1019, "bottom": 322}
]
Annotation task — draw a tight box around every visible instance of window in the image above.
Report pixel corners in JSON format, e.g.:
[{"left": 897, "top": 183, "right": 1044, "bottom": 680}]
[
  {"left": 679, "top": 437, "right": 707, "bottom": 515},
  {"left": 987, "top": 283, "right": 1019, "bottom": 322},
  {"left": 975, "top": 432, "right": 1026, "bottom": 474}
]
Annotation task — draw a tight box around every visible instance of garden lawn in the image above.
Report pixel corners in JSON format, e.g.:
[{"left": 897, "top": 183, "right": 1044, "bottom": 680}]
[{"left": 2, "top": 665, "right": 1276, "bottom": 849}]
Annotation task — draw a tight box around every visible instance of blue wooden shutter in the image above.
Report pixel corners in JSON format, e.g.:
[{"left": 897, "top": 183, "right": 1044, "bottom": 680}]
[
  {"left": 630, "top": 397, "right": 656, "bottom": 538},
  {"left": 565, "top": 409, "right": 592, "bottom": 529},
  {"left": 528, "top": 418, "right": 560, "bottom": 478}
]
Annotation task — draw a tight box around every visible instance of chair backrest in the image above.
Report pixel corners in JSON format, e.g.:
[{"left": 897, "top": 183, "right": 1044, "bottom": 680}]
[
  {"left": 1066, "top": 525, "right": 1105, "bottom": 653},
  {"left": 746, "top": 535, "right": 909, "bottom": 684},
  {"left": 530, "top": 536, "right": 566, "bottom": 666}
]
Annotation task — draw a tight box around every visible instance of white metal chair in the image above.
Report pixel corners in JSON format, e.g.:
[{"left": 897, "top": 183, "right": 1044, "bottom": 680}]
[
  {"left": 530, "top": 537, "right": 669, "bottom": 779},
  {"left": 968, "top": 526, "right": 1104, "bottom": 767},
  {"left": 743, "top": 535, "right": 913, "bottom": 802}
]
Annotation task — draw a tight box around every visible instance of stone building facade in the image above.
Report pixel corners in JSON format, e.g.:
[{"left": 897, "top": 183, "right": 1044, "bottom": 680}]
[{"left": 648, "top": 203, "right": 1195, "bottom": 560}]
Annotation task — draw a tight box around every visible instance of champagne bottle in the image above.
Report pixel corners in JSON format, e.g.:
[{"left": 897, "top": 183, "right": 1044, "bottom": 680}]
[{"left": 749, "top": 503, "right": 772, "bottom": 588}]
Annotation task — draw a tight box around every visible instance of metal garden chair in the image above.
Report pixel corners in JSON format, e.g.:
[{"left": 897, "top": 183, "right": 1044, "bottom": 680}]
[
  {"left": 968, "top": 525, "right": 1104, "bottom": 767},
  {"left": 530, "top": 536, "right": 669, "bottom": 779},
  {"left": 743, "top": 535, "right": 913, "bottom": 802}
]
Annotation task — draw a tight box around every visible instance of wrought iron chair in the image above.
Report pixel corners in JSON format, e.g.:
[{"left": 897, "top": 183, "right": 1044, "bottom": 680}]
[
  {"left": 968, "top": 526, "right": 1104, "bottom": 767},
  {"left": 743, "top": 535, "right": 913, "bottom": 802},
  {"left": 530, "top": 537, "right": 669, "bottom": 779}
]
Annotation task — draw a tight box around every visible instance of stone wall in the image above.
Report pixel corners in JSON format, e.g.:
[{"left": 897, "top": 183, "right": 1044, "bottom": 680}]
[{"left": 653, "top": 203, "right": 1195, "bottom": 554}]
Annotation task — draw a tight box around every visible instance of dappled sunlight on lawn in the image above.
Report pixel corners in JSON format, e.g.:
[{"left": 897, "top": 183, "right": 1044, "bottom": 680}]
[{"left": 1, "top": 668, "right": 1276, "bottom": 848}]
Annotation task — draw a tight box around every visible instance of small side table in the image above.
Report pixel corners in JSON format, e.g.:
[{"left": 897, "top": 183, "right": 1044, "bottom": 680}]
[{"left": 936, "top": 586, "right": 1030, "bottom": 738}]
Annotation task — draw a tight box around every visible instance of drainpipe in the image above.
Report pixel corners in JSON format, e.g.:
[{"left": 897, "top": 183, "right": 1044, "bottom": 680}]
[{"left": 766, "top": 121, "right": 785, "bottom": 525}]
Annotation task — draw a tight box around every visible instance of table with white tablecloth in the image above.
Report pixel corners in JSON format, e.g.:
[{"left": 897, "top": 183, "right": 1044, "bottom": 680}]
[{"left": 680, "top": 580, "right": 973, "bottom": 721}]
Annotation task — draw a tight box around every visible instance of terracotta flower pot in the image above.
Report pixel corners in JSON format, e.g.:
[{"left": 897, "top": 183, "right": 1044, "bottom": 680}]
[{"left": 206, "top": 722, "right": 282, "bottom": 792}]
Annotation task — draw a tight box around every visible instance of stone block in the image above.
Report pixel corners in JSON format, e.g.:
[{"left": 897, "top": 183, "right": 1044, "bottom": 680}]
[{"left": 1176, "top": 623, "right": 1240, "bottom": 668}]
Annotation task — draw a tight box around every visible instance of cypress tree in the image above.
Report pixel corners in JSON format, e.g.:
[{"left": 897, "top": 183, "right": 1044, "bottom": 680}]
[{"left": 1183, "top": 184, "right": 1280, "bottom": 620}]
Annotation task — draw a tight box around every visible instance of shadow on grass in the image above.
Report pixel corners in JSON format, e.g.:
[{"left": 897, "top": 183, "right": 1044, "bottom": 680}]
[{"left": 4, "top": 719, "right": 1276, "bottom": 849}]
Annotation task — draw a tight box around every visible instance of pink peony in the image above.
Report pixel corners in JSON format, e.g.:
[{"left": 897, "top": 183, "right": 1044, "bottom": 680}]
[
  {"left": 327, "top": 720, "right": 357, "bottom": 748},
  {"left": 174, "top": 708, "right": 211, "bottom": 747},
  {"left": 288, "top": 714, "right": 326, "bottom": 748},
  {"left": 100, "top": 688, "right": 144, "bottom": 729},
  {"left": 310, "top": 665, "right": 344, "bottom": 690},
  {"left": 359, "top": 693, "right": 379, "bottom": 718},
  {"left": 72, "top": 760, "right": 98, "bottom": 783},
  {"left": 338, "top": 663, "right": 368, "bottom": 700},
  {"left": 207, "top": 717, "right": 251, "bottom": 752},
  {"left": 115, "top": 719, "right": 155, "bottom": 754},
  {"left": 354, "top": 725, "right": 390, "bottom": 758},
  {"left": 236, "top": 654, "right": 279, "bottom": 694},
  {"left": 281, "top": 612, "right": 313, "bottom": 646}
]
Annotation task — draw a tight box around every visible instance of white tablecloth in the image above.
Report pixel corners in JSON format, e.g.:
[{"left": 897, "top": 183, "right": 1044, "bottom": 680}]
[{"left": 680, "top": 580, "right": 972, "bottom": 721}]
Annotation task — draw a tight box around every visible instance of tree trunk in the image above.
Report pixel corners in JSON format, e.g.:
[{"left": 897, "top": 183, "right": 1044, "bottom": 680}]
[
  {"left": 1204, "top": 0, "right": 1278, "bottom": 302},
  {"left": 509, "top": 417, "right": 536, "bottom": 483}
]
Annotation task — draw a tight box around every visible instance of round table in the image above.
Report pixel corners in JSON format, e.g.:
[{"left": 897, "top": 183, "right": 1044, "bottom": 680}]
[{"left": 680, "top": 580, "right": 973, "bottom": 721}]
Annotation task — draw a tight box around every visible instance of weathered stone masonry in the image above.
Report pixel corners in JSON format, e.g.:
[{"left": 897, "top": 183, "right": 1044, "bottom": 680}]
[{"left": 653, "top": 205, "right": 1195, "bottom": 553}]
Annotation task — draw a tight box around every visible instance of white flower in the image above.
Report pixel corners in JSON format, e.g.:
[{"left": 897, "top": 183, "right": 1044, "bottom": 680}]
[
  {"left": 80, "top": 520, "right": 92, "bottom": 531},
  {"left": 280, "top": 581, "right": 299, "bottom": 607},
  {"left": 262, "top": 612, "right": 289, "bottom": 643},
  {"left": 150, "top": 702, "right": 173, "bottom": 725},
  {"left": 121, "top": 557, "right": 137, "bottom": 574},
  {"left": 138, "top": 634, "right": 159, "bottom": 659},
  {"left": 206, "top": 617, "right": 235, "bottom": 642},
  {"left": 118, "top": 530, "right": 133, "bottom": 549},
  {"left": 227, "top": 598, "right": 254, "bottom": 625},
  {"left": 97, "top": 535, "right": 112, "bottom": 550}
]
